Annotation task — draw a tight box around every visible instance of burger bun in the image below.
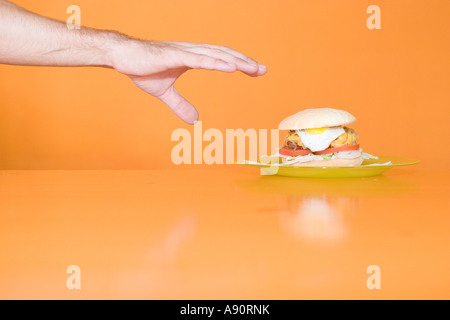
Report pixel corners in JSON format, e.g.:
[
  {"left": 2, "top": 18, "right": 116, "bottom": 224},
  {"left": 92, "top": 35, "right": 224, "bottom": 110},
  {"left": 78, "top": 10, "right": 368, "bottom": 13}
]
[{"left": 279, "top": 108, "right": 356, "bottom": 130}]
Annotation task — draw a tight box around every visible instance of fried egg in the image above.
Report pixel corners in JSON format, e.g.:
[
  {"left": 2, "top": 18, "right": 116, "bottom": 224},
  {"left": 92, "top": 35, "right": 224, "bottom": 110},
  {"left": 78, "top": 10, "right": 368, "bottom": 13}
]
[{"left": 297, "top": 127, "right": 345, "bottom": 152}]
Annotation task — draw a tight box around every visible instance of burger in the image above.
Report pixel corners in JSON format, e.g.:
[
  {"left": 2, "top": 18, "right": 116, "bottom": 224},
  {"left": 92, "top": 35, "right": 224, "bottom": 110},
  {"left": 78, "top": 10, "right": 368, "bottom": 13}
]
[{"left": 278, "top": 108, "right": 375, "bottom": 167}]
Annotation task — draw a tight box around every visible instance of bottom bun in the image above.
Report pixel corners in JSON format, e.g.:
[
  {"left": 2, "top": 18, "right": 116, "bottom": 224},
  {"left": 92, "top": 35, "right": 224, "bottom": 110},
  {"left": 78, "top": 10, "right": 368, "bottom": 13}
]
[{"left": 282, "top": 156, "right": 363, "bottom": 167}]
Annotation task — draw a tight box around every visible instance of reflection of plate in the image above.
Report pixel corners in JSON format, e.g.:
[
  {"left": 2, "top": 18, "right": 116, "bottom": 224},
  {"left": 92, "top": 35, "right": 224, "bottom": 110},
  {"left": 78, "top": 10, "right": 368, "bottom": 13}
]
[
  {"left": 242, "top": 156, "right": 419, "bottom": 178},
  {"left": 234, "top": 173, "right": 417, "bottom": 197}
]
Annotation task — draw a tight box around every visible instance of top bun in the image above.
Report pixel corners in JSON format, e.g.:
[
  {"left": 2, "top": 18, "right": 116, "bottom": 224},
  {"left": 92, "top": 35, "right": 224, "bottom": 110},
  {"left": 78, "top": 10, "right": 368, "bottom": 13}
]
[{"left": 278, "top": 108, "right": 357, "bottom": 130}]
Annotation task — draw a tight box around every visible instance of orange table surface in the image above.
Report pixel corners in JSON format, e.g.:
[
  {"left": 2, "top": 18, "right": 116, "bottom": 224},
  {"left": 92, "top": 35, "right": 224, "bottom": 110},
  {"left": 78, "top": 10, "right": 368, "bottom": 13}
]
[{"left": 0, "top": 166, "right": 448, "bottom": 300}]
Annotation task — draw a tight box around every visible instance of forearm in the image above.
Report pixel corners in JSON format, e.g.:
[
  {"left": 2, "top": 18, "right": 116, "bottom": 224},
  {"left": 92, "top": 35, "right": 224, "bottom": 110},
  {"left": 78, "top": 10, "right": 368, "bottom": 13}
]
[{"left": 0, "top": 0, "right": 122, "bottom": 67}]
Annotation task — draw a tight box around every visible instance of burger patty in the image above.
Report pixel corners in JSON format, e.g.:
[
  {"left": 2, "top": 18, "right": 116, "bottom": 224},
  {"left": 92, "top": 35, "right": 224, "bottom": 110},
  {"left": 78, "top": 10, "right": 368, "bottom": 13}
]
[
  {"left": 282, "top": 127, "right": 358, "bottom": 150},
  {"left": 282, "top": 130, "right": 307, "bottom": 150},
  {"left": 285, "top": 140, "right": 304, "bottom": 150}
]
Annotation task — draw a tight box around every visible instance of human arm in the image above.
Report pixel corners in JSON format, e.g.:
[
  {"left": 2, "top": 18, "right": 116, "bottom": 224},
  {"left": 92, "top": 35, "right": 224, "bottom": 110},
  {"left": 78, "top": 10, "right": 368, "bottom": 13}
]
[{"left": 0, "top": 0, "right": 267, "bottom": 124}]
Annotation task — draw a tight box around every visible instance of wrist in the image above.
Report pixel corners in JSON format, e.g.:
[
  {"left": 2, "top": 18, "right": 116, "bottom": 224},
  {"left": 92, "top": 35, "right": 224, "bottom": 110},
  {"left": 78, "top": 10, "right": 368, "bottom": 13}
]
[
  {"left": 85, "top": 30, "right": 130, "bottom": 68},
  {"left": 104, "top": 32, "right": 141, "bottom": 72},
  {"left": 106, "top": 34, "right": 157, "bottom": 76}
]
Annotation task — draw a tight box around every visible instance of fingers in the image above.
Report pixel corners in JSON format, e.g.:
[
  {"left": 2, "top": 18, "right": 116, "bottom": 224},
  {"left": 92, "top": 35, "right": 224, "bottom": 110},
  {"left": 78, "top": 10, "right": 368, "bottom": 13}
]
[
  {"left": 206, "top": 44, "right": 267, "bottom": 76},
  {"left": 158, "top": 86, "right": 199, "bottom": 125},
  {"left": 163, "top": 41, "right": 267, "bottom": 76},
  {"left": 180, "top": 52, "right": 237, "bottom": 73},
  {"left": 183, "top": 46, "right": 262, "bottom": 76}
]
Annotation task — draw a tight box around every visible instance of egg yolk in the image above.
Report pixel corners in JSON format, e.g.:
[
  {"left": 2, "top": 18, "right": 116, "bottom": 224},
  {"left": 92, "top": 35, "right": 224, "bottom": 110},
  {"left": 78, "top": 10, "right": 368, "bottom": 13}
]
[{"left": 304, "top": 127, "right": 329, "bottom": 135}]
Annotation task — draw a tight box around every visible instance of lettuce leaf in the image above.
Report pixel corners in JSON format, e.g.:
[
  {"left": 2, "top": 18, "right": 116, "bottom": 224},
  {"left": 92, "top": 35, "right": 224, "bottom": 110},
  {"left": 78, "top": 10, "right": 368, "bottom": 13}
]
[{"left": 361, "top": 152, "right": 378, "bottom": 160}]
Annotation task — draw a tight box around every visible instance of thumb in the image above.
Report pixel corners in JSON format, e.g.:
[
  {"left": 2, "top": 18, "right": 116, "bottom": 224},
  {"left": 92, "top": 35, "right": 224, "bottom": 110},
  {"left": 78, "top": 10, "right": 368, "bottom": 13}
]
[{"left": 158, "top": 86, "right": 199, "bottom": 125}]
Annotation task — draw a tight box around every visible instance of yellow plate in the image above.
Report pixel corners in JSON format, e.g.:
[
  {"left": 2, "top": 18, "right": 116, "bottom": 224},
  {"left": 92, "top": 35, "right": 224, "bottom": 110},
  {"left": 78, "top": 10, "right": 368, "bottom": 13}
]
[{"left": 242, "top": 156, "right": 419, "bottom": 178}]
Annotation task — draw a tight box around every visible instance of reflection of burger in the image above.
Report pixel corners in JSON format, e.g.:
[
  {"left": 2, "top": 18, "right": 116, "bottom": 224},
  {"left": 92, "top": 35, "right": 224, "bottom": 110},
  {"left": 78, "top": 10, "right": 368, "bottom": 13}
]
[{"left": 278, "top": 108, "right": 376, "bottom": 167}]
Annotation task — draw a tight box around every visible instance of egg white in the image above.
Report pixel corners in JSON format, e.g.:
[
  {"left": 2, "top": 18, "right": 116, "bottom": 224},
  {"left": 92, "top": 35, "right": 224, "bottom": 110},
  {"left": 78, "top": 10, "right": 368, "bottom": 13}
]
[{"left": 297, "top": 127, "right": 345, "bottom": 152}]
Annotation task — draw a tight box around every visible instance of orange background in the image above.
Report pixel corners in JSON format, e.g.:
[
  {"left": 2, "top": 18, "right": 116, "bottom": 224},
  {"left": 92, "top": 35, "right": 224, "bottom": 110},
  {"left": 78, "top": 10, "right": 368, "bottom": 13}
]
[{"left": 0, "top": 0, "right": 449, "bottom": 169}]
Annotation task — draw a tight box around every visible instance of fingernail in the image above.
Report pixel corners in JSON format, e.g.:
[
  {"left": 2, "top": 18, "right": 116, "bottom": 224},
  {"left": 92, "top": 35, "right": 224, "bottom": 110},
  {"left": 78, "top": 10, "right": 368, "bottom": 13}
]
[{"left": 259, "top": 64, "right": 267, "bottom": 72}]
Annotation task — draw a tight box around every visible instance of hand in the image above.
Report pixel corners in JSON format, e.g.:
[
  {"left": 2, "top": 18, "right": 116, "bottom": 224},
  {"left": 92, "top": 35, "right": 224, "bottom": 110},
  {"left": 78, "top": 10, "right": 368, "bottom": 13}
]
[{"left": 110, "top": 39, "right": 267, "bottom": 124}]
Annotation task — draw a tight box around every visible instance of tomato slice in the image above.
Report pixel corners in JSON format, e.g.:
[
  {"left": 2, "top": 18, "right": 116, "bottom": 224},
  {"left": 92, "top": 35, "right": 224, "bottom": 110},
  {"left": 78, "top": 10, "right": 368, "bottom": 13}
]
[
  {"left": 313, "top": 144, "right": 360, "bottom": 155},
  {"left": 279, "top": 147, "right": 312, "bottom": 156}
]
